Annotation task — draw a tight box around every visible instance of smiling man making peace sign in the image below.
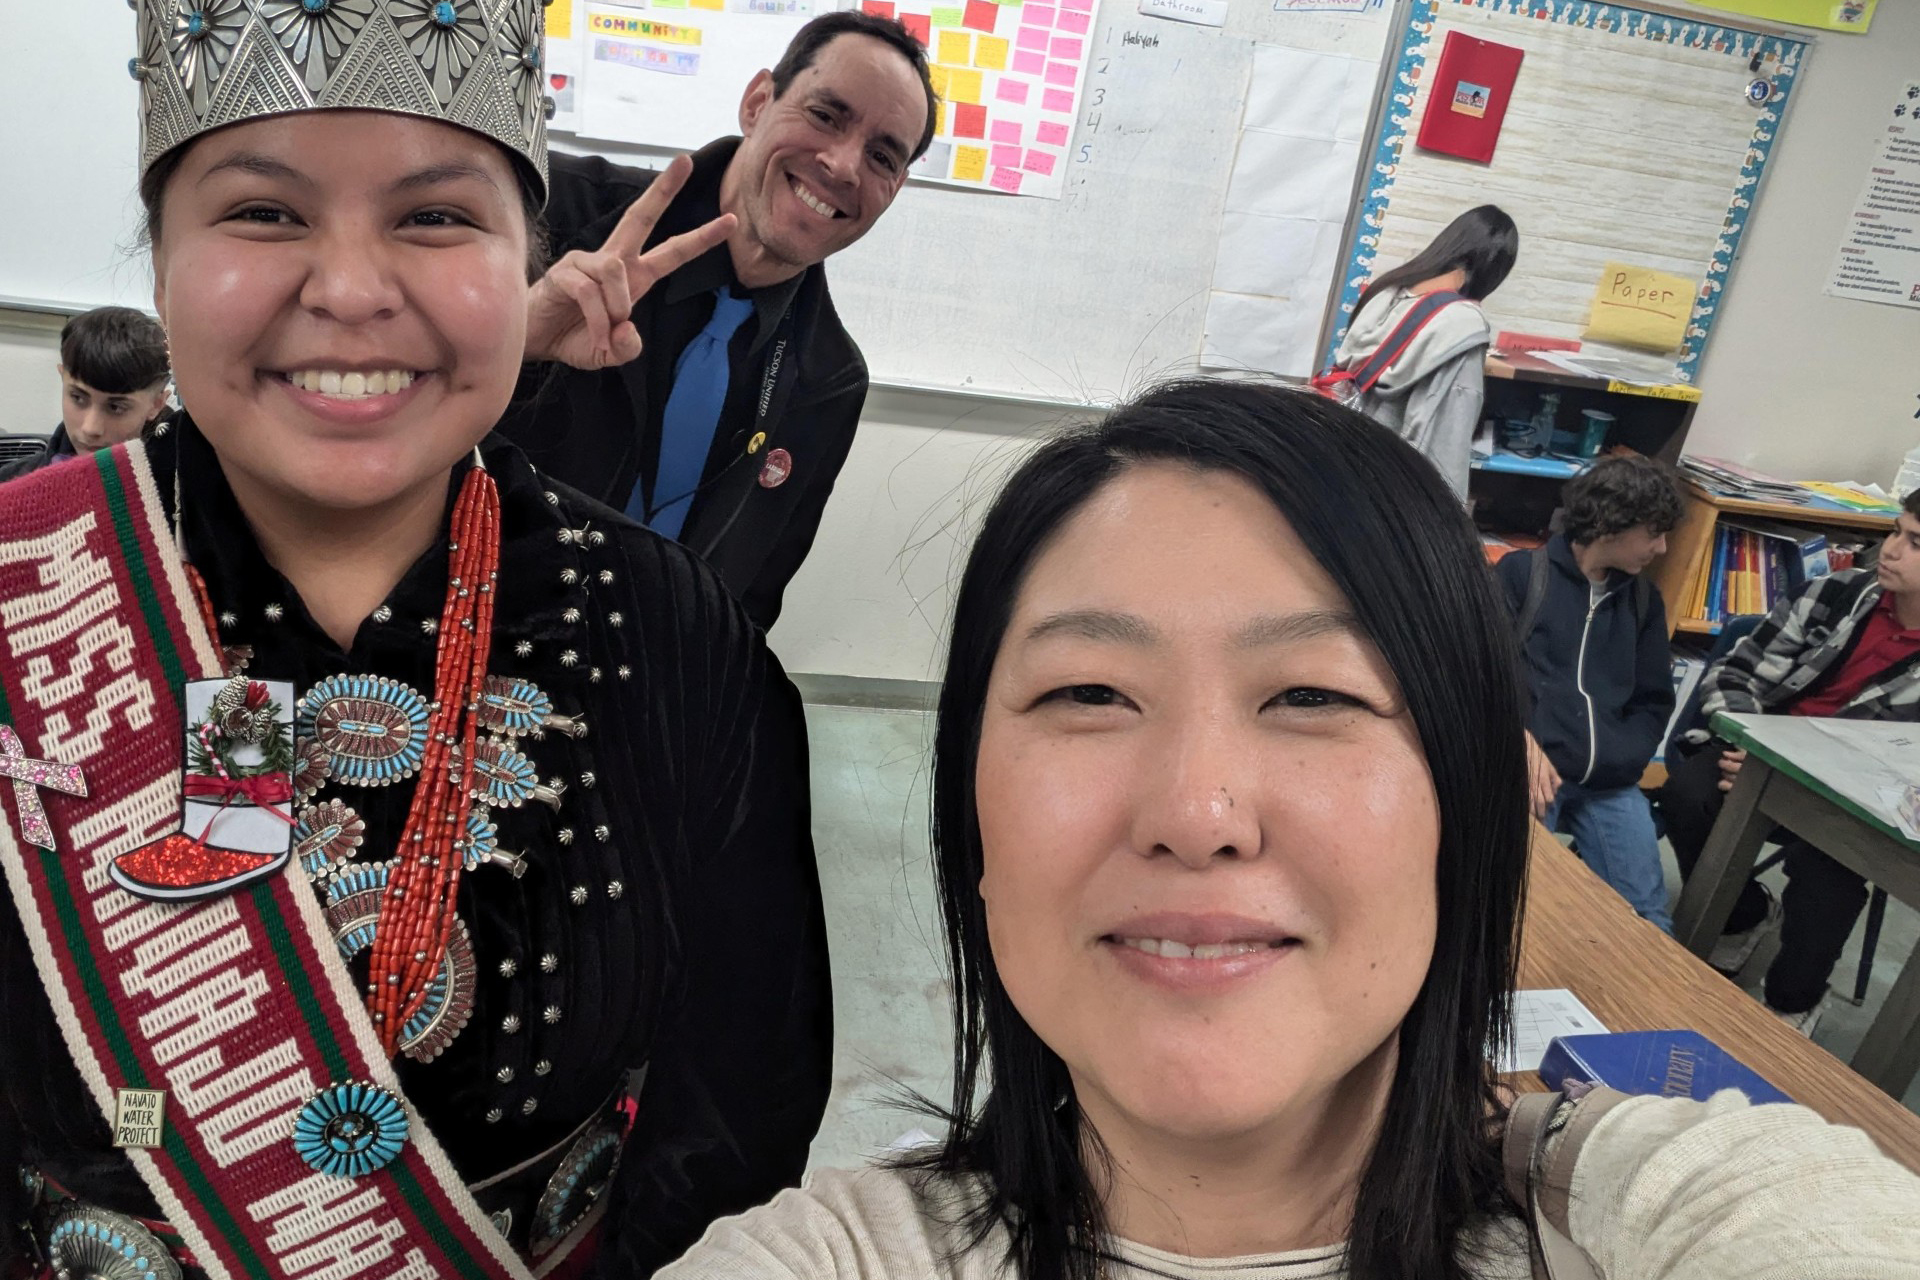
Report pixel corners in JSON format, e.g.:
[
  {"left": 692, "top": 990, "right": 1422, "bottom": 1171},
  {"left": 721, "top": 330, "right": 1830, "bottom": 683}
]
[{"left": 506, "top": 12, "right": 937, "bottom": 629}]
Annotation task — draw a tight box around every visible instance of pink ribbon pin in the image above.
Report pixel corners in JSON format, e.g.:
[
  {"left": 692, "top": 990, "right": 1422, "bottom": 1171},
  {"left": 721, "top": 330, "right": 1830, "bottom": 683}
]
[{"left": 0, "top": 725, "right": 88, "bottom": 851}]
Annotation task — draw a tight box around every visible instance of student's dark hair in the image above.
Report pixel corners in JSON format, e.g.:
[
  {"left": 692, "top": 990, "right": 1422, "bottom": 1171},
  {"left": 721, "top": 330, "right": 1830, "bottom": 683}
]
[
  {"left": 770, "top": 11, "right": 939, "bottom": 161},
  {"left": 1561, "top": 454, "right": 1684, "bottom": 545},
  {"left": 1353, "top": 205, "right": 1520, "bottom": 318},
  {"left": 60, "top": 307, "right": 169, "bottom": 395},
  {"left": 902, "top": 379, "right": 1530, "bottom": 1280},
  {"left": 1904, "top": 487, "right": 1920, "bottom": 522},
  {"left": 136, "top": 135, "right": 551, "bottom": 282}
]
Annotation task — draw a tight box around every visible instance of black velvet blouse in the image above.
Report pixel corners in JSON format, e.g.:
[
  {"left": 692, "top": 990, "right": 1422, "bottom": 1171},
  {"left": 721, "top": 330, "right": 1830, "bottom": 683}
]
[{"left": 0, "top": 419, "right": 832, "bottom": 1275}]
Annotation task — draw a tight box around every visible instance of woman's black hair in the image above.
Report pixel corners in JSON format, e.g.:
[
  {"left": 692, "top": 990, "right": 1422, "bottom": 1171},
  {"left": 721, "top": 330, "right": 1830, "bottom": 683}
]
[
  {"left": 137, "top": 133, "right": 552, "bottom": 282},
  {"left": 903, "top": 379, "right": 1531, "bottom": 1280},
  {"left": 1353, "top": 205, "right": 1519, "bottom": 319}
]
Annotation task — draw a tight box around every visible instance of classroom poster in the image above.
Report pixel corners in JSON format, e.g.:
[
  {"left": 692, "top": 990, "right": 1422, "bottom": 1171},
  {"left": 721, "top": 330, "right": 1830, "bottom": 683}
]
[
  {"left": 868, "top": 0, "right": 1102, "bottom": 199},
  {"left": 1683, "top": 1, "right": 1876, "bottom": 33},
  {"left": 577, "top": 0, "right": 816, "bottom": 152},
  {"left": 1825, "top": 79, "right": 1920, "bottom": 310}
]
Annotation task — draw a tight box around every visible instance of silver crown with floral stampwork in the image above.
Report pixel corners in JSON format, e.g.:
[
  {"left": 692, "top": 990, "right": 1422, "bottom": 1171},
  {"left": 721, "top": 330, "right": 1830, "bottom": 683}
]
[{"left": 132, "top": 0, "right": 550, "bottom": 196}]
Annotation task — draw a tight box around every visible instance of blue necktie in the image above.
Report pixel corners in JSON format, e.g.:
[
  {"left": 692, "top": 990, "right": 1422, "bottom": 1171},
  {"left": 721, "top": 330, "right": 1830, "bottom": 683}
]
[{"left": 629, "top": 288, "right": 757, "bottom": 540}]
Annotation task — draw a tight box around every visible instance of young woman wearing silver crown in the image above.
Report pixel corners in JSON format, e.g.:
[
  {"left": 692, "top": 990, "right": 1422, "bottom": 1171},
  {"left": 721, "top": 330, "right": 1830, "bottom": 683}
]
[{"left": 0, "top": 3, "right": 829, "bottom": 1277}]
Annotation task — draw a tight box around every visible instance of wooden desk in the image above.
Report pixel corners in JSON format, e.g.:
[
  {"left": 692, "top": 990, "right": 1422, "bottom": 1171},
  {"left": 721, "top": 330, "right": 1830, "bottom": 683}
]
[
  {"left": 1514, "top": 827, "right": 1920, "bottom": 1173},
  {"left": 1672, "top": 714, "right": 1920, "bottom": 1097}
]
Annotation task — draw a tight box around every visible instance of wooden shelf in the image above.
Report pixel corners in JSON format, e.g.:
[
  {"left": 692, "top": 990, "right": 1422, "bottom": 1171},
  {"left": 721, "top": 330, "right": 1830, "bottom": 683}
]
[
  {"left": 1678, "top": 479, "right": 1898, "bottom": 533},
  {"left": 1649, "top": 481, "right": 1892, "bottom": 639}
]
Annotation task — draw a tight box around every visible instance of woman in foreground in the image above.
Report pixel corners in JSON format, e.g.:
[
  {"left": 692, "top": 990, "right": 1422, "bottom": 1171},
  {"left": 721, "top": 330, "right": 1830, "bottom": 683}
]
[{"left": 660, "top": 381, "right": 1920, "bottom": 1279}]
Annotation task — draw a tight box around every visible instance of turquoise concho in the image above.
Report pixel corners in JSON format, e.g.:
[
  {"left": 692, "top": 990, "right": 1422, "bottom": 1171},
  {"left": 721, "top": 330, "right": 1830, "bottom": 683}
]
[{"left": 291, "top": 1082, "right": 410, "bottom": 1178}]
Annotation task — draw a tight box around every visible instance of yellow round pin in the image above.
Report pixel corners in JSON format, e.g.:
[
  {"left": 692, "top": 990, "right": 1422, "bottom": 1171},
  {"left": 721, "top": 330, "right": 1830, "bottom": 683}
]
[{"left": 747, "top": 432, "right": 767, "bottom": 455}]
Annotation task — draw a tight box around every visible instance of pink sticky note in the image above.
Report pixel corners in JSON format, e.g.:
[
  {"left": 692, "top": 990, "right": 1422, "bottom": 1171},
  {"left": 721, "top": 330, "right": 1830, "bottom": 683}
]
[
  {"left": 1036, "top": 120, "right": 1069, "bottom": 146},
  {"left": 1022, "top": 148, "right": 1057, "bottom": 177},
  {"left": 990, "top": 166, "right": 1024, "bottom": 194},
  {"left": 995, "top": 77, "right": 1030, "bottom": 105},
  {"left": 990, "top": 144, "right": 1023, "bottom": 168},
  {"left": 1044, "top": 60, "right": 1077, "bottom": 87},
  {"left": 1050, "top": 36, "right": 1082, "bottom": 59},
  {"left": 1057, "top": 8, "right": 1089, "bottom": 31},
  {"left": 990, "top": 119, "right": 1023, "bottom": 144},
  {"left": 1061, "top": 0, "right": 1092, "bottom": 11},
  {"left": 1042, "top": 87, "right": 1074, "bottom": 112},
  {"left": 1015, "top": 25, "right": 1049, "bottom": 50},
  {"left": 1024, "top": 3, "right": 1056, "bottom": 25},
  {"left": 1012, "top": 49, "right": 1046, "bottom": 74}
]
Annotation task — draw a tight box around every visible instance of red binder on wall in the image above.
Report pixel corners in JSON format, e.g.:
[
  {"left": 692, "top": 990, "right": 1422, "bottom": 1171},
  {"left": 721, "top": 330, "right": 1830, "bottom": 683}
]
[{"left": 1416, "top": 31, "right": 1524, "bottom": 163}]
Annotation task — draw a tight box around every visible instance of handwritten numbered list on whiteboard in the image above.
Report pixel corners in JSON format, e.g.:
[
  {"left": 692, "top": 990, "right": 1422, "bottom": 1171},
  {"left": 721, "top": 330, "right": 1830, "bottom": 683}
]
[{"left": 867, "top": 0, "right": 1103, "bottom": 198}]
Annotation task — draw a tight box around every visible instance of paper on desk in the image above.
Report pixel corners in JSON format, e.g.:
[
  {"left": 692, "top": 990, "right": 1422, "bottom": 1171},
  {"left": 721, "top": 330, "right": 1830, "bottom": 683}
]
[
  {"left": 1498, "top": 988, "right": 1608, "bottom": 1075},
  {"left": 1876, "top": 785, "right": 1920, "bottom": 842}
]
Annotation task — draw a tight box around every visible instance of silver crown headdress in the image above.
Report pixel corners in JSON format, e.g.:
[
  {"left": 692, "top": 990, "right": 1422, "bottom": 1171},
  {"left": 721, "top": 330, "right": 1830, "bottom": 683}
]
[{"left": 131, "top": 0, "right": 550, "bottom": 200}]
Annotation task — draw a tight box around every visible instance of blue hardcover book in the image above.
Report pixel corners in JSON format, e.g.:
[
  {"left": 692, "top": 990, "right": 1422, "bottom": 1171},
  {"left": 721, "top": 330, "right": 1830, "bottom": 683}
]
[
  {"left": 1706, "top": 532, "right": 1731, "bottom": 624},
  {"left": 1538, "top": 1030, "right": 1793, "bottom": 1105}
]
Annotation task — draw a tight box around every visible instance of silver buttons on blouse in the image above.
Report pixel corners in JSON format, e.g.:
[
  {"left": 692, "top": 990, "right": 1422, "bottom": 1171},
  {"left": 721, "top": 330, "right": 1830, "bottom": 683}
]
[
  {"left": 496, "top": 1065, "right": 515, "bottom": 1084},
  {"left": 569, "top": 885, "right": 588, "bottom": 906},
  {"left": 264, "top": 603, "right": 284, "bottom": 622},
  {"left": 515, "top": 640, "right": 534, "bottom": 658},
  {"left": 486, "top": 1107, "right": 504, "bottom": 1124},
  {"left": 372, "top": 604, "right": 393, "bottom": 623},
  {"left": 501, "top": 1014, "right": 522, "bottom": 1034},
  {"left": 607, "top": 881, "right": 625, "bottom": 901},
  {"left": 542, "top": 1005, "right": 562, "bottom": 1024},
  {"left": 540, "top": 953, "right": 558, "bottom": 973},
  {"left": 498, "top": 958, "right": 518, "bottom": 978},
  {"left": 521, "top": 1097, "right": 540, "bottom": 1115},
  {"left": 534, "top": 1060, "right": 552, "bottom": 1076}
]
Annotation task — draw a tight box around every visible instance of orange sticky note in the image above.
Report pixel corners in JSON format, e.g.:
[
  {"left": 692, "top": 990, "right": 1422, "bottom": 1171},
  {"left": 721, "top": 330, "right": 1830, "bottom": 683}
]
[
  {"left": 953, "top": 145, "right": 989, "bottom": 182},
  {"left": 946, "top": 67, "right": 984, "bottom": 104},
  {"left": 937, "top": 30, "right": 972, "bottom": 64},
  {"left": 975, "top": 35, "right": 1009, "bottom": 68}
]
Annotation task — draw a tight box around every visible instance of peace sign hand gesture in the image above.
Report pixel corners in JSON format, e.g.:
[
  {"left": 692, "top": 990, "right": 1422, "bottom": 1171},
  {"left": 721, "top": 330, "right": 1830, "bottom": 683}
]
[{"left": 525, "top": 154, "right": 738, "bottom": 371}]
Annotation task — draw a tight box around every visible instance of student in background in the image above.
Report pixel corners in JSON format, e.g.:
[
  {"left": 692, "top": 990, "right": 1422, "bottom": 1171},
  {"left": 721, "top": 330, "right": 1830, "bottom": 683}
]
[
  {"left": 1498, "top": 455, "right": 1682, "bottom": 932},
  {"left": 1330, "top": 205, "right": 1518, "bottom": 500},
  {"left": 1663, "top": 488, "right": 1920, "bottom": 1034},
  {"left": 2, "top": 307, "right": 170, "bottom": 482}
]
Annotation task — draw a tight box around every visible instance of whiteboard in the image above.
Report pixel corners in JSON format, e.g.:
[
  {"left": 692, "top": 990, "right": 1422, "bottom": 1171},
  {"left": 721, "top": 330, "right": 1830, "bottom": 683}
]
[{"left": 1, "top": 0, "right": 1397, "bottom": 404}]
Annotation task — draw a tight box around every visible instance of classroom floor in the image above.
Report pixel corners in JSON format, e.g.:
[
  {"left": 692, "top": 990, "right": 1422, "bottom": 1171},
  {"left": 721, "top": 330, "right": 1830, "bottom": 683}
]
[{"left": 801, "top": 701, "right": 1920, "bottom": 1172}]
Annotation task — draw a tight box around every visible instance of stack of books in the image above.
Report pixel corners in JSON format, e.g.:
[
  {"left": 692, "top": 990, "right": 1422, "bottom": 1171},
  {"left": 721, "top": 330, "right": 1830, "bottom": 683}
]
[
  {"left": 1687, "top": 519, "right": 1830, "bottom": 624},
  {"left": 1680, "top": 456, "right": 1810, "bottom": 505}
]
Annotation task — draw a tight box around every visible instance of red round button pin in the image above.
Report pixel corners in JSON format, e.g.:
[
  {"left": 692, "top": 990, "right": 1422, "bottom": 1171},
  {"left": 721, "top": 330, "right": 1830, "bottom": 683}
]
[{"left": 758, "top": 448, "right": 793, "bottom": 489}]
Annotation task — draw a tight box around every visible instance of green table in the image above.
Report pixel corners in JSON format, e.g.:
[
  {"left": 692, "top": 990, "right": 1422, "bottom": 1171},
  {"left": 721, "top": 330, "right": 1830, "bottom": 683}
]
[{"left": 1672, "top": 712, "right": 1920, "bottom": 1098}]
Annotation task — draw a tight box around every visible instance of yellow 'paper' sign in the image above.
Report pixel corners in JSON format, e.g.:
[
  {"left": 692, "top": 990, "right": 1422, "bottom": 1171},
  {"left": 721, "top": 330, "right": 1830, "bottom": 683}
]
[
  {"left": 1584, "top": 262, "right": 1697, "bottom": 354},
  {"left": 545, "top": 0, "right": 573, "bottom": 38}
]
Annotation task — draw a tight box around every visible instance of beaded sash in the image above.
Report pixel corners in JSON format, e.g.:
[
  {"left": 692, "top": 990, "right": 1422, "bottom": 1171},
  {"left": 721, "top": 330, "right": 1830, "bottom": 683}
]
[{"left": 0, "top": 444, "right": 533, "bottom": 1280}]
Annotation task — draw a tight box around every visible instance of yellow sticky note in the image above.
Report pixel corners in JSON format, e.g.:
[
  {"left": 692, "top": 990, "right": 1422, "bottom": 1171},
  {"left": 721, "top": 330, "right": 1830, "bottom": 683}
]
[
  {"left": 945, "top": 67, "right": 984, "bottom": 105},
  {"left": 938, "top": 30, "right": 972, "bottom": 65},
  {"left": 928, "top": 65, "right": 951, "bottom": 98},
  {"left": 545, "top": 0, "right": 574, "bottom": 38},
  {"left": 1584, "top": 262, "right": 1697, "bottom": 353},
  {"left": 935, "top": 101, "right": 948, "bottom": 136},
  {"left": 691, "top": 0, "right": 725, "bottom": 10},
  {"left": 975, "top": 35, "right": 1009, "bottom": 69},
  {"left": 953, "top": 145, "right": 988, "bottom": 182}
]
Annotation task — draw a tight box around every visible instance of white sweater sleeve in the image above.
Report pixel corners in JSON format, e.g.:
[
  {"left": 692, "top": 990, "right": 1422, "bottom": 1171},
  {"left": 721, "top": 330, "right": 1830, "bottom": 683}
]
[
  {"left": 1564, "top": 1091, "right": 1920, "bottom": 1280},
  {"left": 654, "top": 1165, "right": 978, "bottom": 1280}
]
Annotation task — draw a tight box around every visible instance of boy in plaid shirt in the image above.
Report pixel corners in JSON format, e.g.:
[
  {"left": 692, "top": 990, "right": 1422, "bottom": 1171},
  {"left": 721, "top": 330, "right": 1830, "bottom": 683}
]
[{"left": 1662, "top": 487, "right": 1920, "bottom": 1033}]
